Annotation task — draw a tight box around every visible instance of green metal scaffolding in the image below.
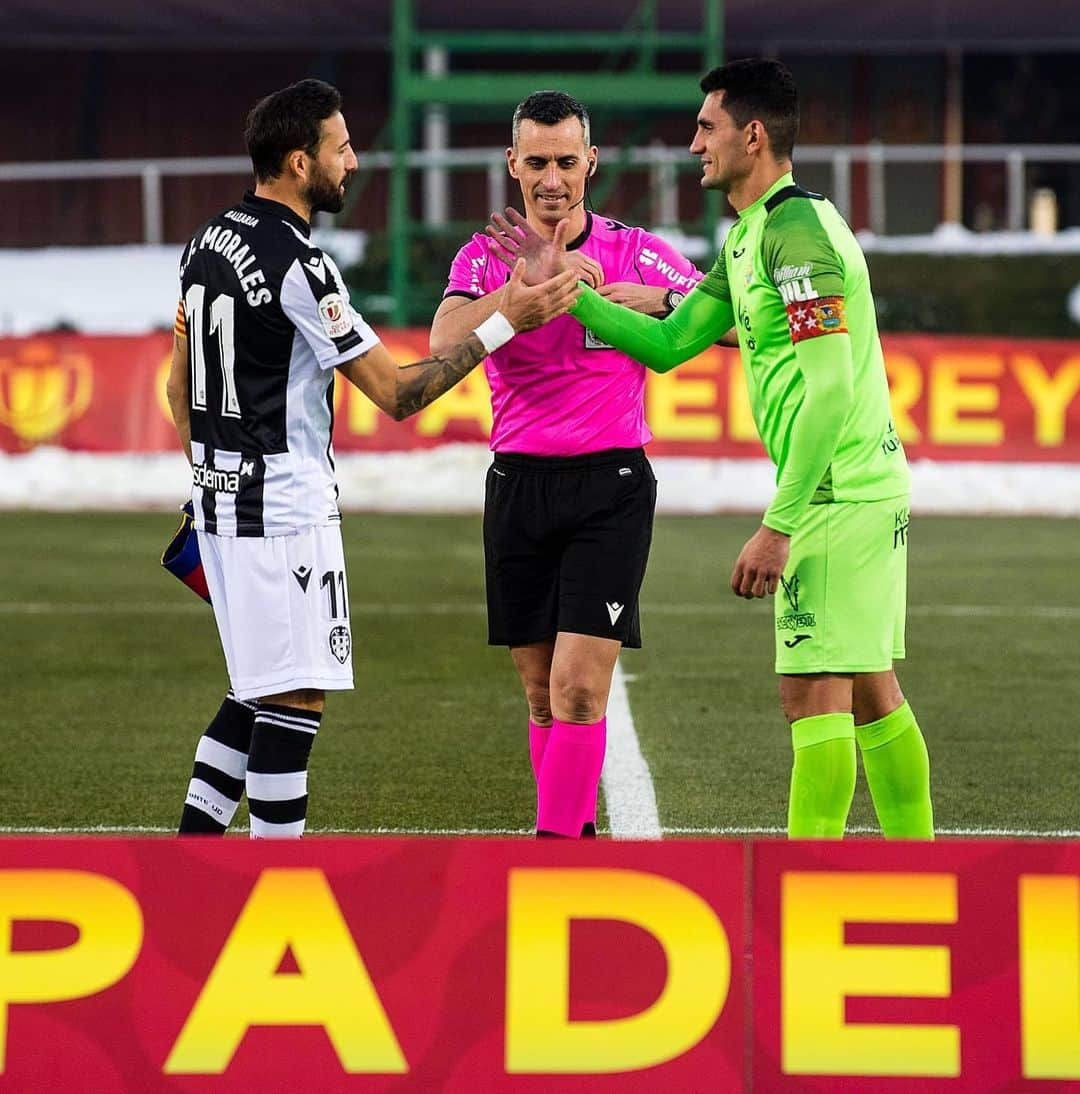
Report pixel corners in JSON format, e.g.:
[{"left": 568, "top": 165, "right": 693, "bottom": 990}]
[{"left": 386, "top": 0, "right": 724, "bottom": 325}]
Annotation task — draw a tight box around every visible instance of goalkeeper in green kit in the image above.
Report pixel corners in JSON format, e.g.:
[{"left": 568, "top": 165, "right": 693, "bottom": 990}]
[{"left": 487, "top": 57, "right": 933, "bottom": 839}]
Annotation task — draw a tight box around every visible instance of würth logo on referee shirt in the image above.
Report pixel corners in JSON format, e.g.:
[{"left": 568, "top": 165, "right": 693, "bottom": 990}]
[{"left": 606, "top": 601, "right": 625, "bottom": 625}]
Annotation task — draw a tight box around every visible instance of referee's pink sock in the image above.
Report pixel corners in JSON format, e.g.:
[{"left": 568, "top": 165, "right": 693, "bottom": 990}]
[
  {"left": 528, "top": 720, "right": 551, "bottom": 782},
  {"left": 584, "top": 717, "right": 606, "bottom": 830},
  {"left": 536, "top": 718, "right": 605, "bottom": 838}
]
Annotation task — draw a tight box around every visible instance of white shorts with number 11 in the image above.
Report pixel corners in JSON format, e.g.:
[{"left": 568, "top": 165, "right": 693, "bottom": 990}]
[{"left": 198, "top": 524, "right": 353, "bottom": 702}]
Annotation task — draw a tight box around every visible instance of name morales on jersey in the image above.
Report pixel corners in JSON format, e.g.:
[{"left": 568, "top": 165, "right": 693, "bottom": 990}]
[
  {"left": 192, "top": 460, "right": 255, "bottom": 494},
  {"left": 195, "top": 225, "right": 272, "bottom": 307},
  {"left": 637, "top": 248, "right": 695, "bottom": 288}
]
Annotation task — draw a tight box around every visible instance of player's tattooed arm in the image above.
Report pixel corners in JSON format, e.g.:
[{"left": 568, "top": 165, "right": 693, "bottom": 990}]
[
  {"left": 338, "top": 337, "right": 485, "bottom": 422},
  {"left": 339, "top": 261, "right": 579, "bottom": 420},
  {"left": 393, "top": 336, "right": 487, "bottom": 419}
]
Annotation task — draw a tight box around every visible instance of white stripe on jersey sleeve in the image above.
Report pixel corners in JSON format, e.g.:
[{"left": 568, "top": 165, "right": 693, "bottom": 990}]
[{"left": 280, "top": 258, "right": 379, "bottom": 371}]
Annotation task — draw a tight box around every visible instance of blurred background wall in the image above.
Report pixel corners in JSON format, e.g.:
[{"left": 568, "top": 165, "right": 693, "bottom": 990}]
[{"left": 1, "top": 1, "right": 1078, "bottom": 511}]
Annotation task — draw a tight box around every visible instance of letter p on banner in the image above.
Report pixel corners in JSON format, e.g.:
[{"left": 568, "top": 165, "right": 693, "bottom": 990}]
[
  {"left": 0, "top": 869, "right": 143, "bottom": 1072},
  {"left": 505, "top": 868, "right": 730, "bottom": 1073}
]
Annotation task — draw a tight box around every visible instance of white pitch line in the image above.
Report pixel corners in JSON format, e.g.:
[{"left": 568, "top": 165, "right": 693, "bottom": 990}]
[
  {"left": 664, "top": 825, "right": 1080, "bottom": 839},
  {"left": 0, "top": 825, "right": 538, "bottom": 835},
  {"left": 1, "top": 666, "right": 663, "bottom": 842},
  {"left": 601, "top": 659, "right": 662, "bottom": 841},
  {"left": 3, "top": 824, "right": 1080, "bottom": 839}
]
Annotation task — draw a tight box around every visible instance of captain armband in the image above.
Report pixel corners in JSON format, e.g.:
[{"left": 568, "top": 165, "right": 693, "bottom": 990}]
[{"left": 785, "top": 296, "right": 847, "bottom": 343}]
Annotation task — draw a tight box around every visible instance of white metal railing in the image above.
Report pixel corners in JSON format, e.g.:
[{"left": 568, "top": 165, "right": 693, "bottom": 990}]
[{"left": 2, "top": 144, "right": 1079, "bottom": 243}]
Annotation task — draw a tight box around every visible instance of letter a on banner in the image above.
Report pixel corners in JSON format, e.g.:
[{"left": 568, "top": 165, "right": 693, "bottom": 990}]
[
  {"left": 505, "top": 868, "right": 730, "bottom": 1073},
  {"left": 0, "top": 869, "right": 143, "bottom": 1072},
  {"left": 165, "top": 868, "right": 407, "bottom": 1074}
]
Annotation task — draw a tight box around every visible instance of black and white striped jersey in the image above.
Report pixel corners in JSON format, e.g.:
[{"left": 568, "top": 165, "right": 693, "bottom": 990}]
[{"left": 178, "top": 191, "right": 379, "bottom": 537}]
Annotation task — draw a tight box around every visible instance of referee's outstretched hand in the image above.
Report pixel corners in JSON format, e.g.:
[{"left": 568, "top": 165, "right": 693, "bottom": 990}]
[
  {"left": 731, "top": 524, "right": 791, "bottom": 599},
  {"left": 487, "top": 208, "right": 572, "bottom": 285},
  {"left": 500, "top": 258, "right": 581, "bottom": 334}
]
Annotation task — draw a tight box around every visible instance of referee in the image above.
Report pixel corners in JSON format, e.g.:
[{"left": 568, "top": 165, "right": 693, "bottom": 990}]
[
  {"left": 166, "top": 79, "right": 578, "bottom": 837},
  {"left": 431, "top": 91, "right": 702, "bottom": 838}
]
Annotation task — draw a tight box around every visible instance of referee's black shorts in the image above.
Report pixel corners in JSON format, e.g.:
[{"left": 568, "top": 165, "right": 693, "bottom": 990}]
[{"left": 483, "top": 447, "right": 657, "bottom": 648}]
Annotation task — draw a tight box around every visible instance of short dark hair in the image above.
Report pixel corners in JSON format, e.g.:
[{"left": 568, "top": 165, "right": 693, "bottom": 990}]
[
  {"left": 512, "top": 90, "right": 591, "bottom": 147},
  {"left": 244, "top": 78, "right": 343, "bottom": 183},
  {"left": 699, "top": 58, "right": 799, "bottom": 160}
]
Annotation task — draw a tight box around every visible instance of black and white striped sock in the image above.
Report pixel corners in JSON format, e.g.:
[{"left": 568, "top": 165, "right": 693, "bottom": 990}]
[
  {"left": 179, "top": 691, "right": 254, "bottom": 834},
  {"left": 246, "top": 704, "right": 321, "bottom": 839}
]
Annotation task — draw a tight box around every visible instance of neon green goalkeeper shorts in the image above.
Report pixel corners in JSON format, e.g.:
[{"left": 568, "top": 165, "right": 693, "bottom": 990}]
[{"left": 774, "top": 495, "right": 910, "bottom": 675}]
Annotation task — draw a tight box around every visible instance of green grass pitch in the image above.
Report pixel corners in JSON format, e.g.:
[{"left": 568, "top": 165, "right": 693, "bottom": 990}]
[{"left": 0, "top": 511, "right": 1075, "bottom": 836}]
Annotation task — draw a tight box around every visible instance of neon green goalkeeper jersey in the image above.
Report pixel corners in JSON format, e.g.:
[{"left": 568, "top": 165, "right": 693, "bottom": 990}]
[{"left": 571, "top": 172, "right": 910, "bottom": 534}]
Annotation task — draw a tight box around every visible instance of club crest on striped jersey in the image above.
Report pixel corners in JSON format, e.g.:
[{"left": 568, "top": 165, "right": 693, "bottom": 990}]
[
  {"left": 318, "top": 293, "right": 354, "bottom": 339},
  {"left": 329, "top": 624, "right": 351, "bottom": 664}
]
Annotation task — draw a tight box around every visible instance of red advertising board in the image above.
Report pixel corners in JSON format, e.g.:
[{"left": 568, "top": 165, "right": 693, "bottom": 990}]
[
  {"left": 3, "top": 838, "right": 1080, "bottom": 1091},
  {"left": 0, "top": 838, "right": 744, "bottom": 1093},
  {"left": 1, "top": 333, "right": 1078, "bottom": 462},
  {"left": 750, "top": 839, "right": 1080, "bottom": 1092}
]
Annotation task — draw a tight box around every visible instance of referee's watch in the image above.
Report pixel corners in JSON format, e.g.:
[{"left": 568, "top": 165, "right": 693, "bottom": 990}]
[{"left": 663, "top": 288, "right": 686, "bottom": 315}]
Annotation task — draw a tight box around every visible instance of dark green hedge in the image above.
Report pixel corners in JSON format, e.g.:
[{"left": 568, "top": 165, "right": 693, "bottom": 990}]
[{"left": 867, "top": 253, "right": 1080, "bottom": 338}]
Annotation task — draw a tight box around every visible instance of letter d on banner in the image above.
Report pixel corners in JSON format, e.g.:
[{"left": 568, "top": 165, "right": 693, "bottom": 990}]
[
  {"left": 0, "top": 870, "right": 143, "bottom": 1072},
  {"left": 505, "top": 868, "right": 729, "bottom": 1073}
]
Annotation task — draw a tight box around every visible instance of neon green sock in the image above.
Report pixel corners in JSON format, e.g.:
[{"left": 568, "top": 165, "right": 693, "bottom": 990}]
[
  {"left": 855, "top": 701, "right": 934, "bottom": 839},
  {"left": 788, "top": 713, "right": 857, "bottom": 839}
]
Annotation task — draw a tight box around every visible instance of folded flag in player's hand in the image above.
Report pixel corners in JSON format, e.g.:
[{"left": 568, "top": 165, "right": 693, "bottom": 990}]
[{"left": 161, "top": 501, "right": 211, "bottom": 603}]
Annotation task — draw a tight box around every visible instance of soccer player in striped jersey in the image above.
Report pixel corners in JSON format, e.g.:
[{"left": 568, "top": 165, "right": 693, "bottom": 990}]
[
  {"left": 492, "top": 61, "right": 934, "bottom": 840},
  {"left": 166, "top": 79, "right": 578, "bottom": 837}
]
